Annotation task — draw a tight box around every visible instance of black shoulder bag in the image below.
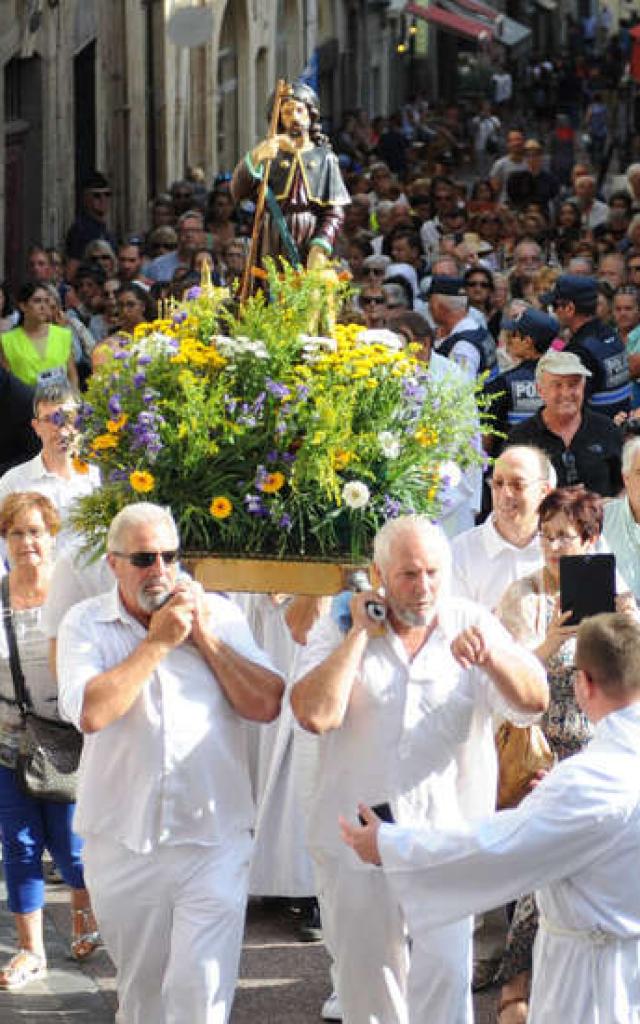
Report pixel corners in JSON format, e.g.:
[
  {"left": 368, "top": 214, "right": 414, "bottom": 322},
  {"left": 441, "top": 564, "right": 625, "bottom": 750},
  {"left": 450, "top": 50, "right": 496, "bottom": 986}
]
[{"left": 1, "top": 575, "right": 82, "bottom": 803}]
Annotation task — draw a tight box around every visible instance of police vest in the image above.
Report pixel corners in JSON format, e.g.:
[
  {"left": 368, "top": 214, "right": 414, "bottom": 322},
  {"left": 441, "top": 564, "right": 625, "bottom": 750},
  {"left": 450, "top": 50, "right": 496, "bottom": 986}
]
[
  {"left": 439, "top": 326, "right": 499, "bottom": 381},
  {"left": 503, "top": 361, "right": 543, "bottom": 426},
  {"left": 567, "top": 321, "right": 631, "bottom": 419}
]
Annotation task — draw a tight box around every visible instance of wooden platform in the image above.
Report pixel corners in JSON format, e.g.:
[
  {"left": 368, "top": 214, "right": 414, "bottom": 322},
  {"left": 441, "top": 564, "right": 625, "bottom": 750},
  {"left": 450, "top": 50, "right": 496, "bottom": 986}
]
[{"left": 184, "top": 556, "right": 365, "bottom": 595}]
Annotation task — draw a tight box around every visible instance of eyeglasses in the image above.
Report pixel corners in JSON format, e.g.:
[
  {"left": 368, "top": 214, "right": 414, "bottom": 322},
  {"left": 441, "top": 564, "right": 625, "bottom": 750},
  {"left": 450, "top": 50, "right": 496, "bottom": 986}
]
[
  {"left": 360, "top": 296, "right": 386, "bottom": 305},
  {"left": 111, "top": 550, "right": 180, "bottom": 569},
  {"left": 467, "top": 279, "right": 491, "bottom": 289},
  {"left": 628, "top": 264, "right": 640, "bottom": 273},
  {"left": 36, "top": 408, "right": 77, "bottom": 426},
  {"left": 539, "top": 530, "right": 581, "bottom": 547},
  {"left": 363, "top": 267, "right": 385, "bottom": 276},
  {"left": 561, "top": 451, "right": 579, "bottom": 485}
]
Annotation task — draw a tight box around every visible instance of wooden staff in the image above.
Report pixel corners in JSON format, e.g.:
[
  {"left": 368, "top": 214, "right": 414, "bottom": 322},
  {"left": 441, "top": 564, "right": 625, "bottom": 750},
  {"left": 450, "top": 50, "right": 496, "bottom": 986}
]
[{"left": 238, "top": 78, "right": 289, "bottom": 306}]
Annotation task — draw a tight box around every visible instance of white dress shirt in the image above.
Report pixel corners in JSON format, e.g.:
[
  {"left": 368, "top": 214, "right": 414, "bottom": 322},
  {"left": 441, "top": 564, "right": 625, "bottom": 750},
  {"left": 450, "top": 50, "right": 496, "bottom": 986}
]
[
  {"left": 296, "top": 598, "right": 544, "bottom": 864},
  {"left": 57, "top": 587, "right": 275, "bottom": 854},
  {"left": 451, "top": 516, "right": 543, "bottom": 610}
]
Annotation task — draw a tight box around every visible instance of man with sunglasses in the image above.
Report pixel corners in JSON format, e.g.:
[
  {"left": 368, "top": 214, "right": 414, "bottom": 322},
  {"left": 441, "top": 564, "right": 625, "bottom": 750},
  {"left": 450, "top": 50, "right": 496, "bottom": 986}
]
[
  {"left": 507, "top": 350, "right": 623, "bottom": 497},
  {"left": 358, "top": 285, "right": 388, "bottom": 328},
  {"left": 64, "top": 172, "right": 116, "bottom": 285},
  {"left": 56, "top": 502, "right": 284, "bottom": 1024}
]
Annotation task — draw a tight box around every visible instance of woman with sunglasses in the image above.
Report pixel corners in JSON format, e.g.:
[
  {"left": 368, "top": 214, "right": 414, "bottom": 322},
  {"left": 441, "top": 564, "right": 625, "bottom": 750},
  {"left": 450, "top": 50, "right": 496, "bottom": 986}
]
[
  {"left": 0, "top": 282, "right": 78, "bottom": 389},
  {"left": 463, "top": 266, "right": 494, "bottom": 323},
  {"left": 0, "top": 493, "right": 100, "bottom": 990},
  {"left": 493, "top": 486, "right": 635, "bottom": 1023},
  {"left": 83, "top": 239, "right": 118, "bottom": 279}
]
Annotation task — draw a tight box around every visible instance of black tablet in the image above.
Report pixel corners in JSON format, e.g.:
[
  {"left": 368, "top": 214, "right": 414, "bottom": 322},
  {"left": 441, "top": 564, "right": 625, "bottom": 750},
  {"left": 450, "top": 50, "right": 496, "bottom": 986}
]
[{"left": 559, "top": 553, "right": 616, "bottom": 627}]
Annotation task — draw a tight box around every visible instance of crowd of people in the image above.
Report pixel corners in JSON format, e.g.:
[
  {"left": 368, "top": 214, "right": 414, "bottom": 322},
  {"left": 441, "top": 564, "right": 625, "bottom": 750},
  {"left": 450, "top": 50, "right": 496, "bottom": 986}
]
[{"left": 1, "top": 23, "right": 640, "bottom": 1024}]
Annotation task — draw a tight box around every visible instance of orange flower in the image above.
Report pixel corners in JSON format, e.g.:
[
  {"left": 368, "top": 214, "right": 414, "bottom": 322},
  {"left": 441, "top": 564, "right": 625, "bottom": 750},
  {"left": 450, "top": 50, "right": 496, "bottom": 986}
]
[
  {"left": 91, "top": 433, "right": 119, "bottom": 451},
  {"left": 129, "top": 470, "right": 155, "bottom": 493},
  {"left": 258, "top": 471, "right": 285, "bottom": 494},
  {"left": 71, "top": 456, "right": 90, "bottom": 475},
  {"left": 209, "top": 496, "right": 233, "bottom": 520},
  {"left": 106, "top": 413, "right": 128, "bottom": 433}
]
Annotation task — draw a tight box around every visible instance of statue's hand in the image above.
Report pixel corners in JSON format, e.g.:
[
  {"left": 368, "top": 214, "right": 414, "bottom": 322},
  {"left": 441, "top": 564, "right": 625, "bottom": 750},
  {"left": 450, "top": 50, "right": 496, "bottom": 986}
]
[{"left": 251, "top": 134, "right": 294, "bottom": 164}]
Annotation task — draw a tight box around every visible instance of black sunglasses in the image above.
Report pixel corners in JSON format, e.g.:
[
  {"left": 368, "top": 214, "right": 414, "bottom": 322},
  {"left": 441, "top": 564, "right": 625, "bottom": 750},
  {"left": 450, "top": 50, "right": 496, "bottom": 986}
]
[
  {"left": 112, "top": 550, "right": 180, "bottom": 569},
  {"left": 361, "top": 296, "right": 386, "bottom": 305}
]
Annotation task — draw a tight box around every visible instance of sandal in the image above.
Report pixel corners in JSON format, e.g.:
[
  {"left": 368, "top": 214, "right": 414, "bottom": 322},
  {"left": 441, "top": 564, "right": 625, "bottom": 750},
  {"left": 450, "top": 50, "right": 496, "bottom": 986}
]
[
  {"left": 497, "top": 997, "right": 529, "bottom": 1024},
  {"left": 71, "top": 907, "right": 102, "bottom": 962},
  {"left": 0, "top": 949, "right": 47, "bottom": 990}
]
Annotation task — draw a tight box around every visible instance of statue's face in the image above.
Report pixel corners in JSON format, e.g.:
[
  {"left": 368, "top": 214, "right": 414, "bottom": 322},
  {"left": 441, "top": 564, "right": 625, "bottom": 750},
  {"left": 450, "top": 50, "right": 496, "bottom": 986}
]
[{"left": 280, "top": 98, "right": 310, "bottom": 138}]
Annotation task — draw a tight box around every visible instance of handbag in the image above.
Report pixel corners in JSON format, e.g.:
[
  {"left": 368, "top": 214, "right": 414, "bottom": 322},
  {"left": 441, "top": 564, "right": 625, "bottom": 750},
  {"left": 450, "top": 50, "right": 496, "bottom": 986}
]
[
  {"left": 495, "top": 721, "right": 555, "bottom": 810},
  {"left": 1, "top": 576, "right": 82, "bottom": 803}
]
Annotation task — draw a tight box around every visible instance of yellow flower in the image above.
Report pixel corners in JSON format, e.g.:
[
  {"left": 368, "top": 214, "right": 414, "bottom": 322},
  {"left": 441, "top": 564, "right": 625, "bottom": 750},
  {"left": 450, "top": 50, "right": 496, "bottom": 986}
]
[
  {"left": 91, "top": 433, "right": 119, "bottom": 451},
  {"left": 311, "top": 431, "right": 327, "bottom": 445},
  {"left": 106, "top": 413, "right": 128, "bottom": 433},
  {"left": 259, "top": 471, "right": 285, "bottom": 494},
  {"left": 129, "top": 470, "right": 155, "bottom": 493},
  {"left": 71, "top": 456, "right": 90, "bottom": 475},
  {"left": 177, "top": 423, "right": 188, "bottom": 439},
  {"left": 210, "top": 496, "right": 233, "bottom": 519},
  {"left": 415, "top": 427, "right": 438, "bottom": 448},
  {"left": 333, "top": 450, "right": 352, "bottom": 470}
]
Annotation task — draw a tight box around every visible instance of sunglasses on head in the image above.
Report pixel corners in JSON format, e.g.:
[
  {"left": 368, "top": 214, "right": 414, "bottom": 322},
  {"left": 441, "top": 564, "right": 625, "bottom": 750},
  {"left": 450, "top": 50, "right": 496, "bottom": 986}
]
[{"left": 112, "top": 550, "right": 180, "bottom": 569}]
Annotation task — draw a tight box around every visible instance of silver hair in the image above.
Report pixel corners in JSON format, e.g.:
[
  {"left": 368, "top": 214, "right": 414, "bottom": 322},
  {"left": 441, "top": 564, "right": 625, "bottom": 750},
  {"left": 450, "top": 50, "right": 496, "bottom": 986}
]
[
  {"left": 622, "top": 435, "right": 640, "bottom": 475},
  {"left": 107, "top": 503, "right": 179, "bottom": 553},
  {"left": 373, "top": 515, "right": 452, "bottom": 585},
  {"left": 627, "top": 164, "right": 640, "bottom": 181}
]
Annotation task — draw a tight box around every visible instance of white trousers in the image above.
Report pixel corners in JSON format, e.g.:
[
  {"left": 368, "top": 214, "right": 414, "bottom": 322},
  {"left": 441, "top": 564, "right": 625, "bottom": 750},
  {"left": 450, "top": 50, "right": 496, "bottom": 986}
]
[
  {"left": 82, "top": 832, "right": 252, "bottom": 1024},
  {"left": 314, "top": 850, "right": 473, "bottom": 1024}
]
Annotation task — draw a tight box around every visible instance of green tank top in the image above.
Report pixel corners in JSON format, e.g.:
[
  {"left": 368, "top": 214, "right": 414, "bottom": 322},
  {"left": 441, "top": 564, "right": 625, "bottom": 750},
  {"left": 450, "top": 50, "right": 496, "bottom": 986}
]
[{"left": 0, "top": 325, "right": 73, "bottom": 386}]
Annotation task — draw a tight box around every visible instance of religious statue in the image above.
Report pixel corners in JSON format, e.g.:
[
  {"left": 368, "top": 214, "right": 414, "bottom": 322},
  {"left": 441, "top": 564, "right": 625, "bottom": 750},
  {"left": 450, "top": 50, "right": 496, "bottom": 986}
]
[{"left": 231, "top": 81, "right": 350, "bottom": 294}]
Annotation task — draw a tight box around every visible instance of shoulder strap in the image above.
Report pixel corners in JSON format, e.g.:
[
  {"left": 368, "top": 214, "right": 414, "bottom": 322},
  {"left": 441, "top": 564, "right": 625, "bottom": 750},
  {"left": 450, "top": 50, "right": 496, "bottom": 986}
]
[{"left": 1, "top": 575, "right": 30, "bottom": 716}]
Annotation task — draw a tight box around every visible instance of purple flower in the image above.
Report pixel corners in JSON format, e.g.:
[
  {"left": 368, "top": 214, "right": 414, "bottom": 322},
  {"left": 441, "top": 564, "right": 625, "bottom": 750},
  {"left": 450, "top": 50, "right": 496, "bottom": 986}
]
[
  {"left": 282, "top": 452, "right": 296, "bottom": 465},
  {"left": 108, "top": 395, "right": 122, "bottom": 418},
  {"left": 142, "top": 389, "right": 155, "bottom": 404},
  {"left": 172, "top": 310, "right": 187, "bottom": 324},
  {"left": 266, "top": 379, "right": 291, "bottom": 400},
  {"left": 114, "top": 351, "right": 129, "bottom": 361},
  {"left": 108, "top": 469, "right": 129, "bottom": 482},
  {"left": 133, "top": 372, "right": 146, "bottom": 388},
  {"left": 383, "top": 495, "right": 402, "bottom": 519},
  {"left": 266, "top": 450, "right": 279, "bottom": 463},
  {"left": 296, "top": 384, "right": 310, "bottom": 400},
  {"left": 186, "top": 286, "right": 201, "bottom": 300},
  {"left": 138, "top": 354, "right": 152, "bottom": 366},
  {"left": 244, "top": 494, "right": 268, "bottom": 517},
  {"left": 403, "top": 380, "right": 426, "bottom": 403},
  {"left": 277, "top": 514, "right": 292, "bottom": 530}
]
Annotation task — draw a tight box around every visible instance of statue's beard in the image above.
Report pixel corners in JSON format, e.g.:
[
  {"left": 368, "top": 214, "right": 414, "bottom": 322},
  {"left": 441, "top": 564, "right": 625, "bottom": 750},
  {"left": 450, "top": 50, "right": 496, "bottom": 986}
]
[{"left": 288, "top": 124, "right": 304, "bottom": 138}]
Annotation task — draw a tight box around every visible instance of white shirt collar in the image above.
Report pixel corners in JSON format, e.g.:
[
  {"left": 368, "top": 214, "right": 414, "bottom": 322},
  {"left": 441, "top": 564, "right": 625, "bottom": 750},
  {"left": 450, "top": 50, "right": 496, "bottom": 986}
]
[{"left": 482, "top": 515, "right": 540, "bottom": 560}]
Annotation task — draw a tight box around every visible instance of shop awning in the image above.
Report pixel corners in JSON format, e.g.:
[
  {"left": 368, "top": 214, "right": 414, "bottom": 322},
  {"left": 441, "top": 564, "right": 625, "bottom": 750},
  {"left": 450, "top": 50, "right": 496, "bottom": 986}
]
[
  {"left": 406, "top": 2, "right": 493, "bottom": 43},
  {"left": 445, "top": 0, "right": 532, "bottom": 49}
]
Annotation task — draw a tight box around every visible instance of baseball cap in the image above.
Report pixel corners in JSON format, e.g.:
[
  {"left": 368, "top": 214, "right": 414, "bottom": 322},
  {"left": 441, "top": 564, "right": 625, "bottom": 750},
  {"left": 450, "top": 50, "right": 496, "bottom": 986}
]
[
  {"left": 426, "top": 275, "right": 467, "bottom": 297},
  {"left": 502, "top": 308, "right": 559, "bottom": 350},
  {"left": 540, "top": 274, "right": 598, "bottom": 307},
  {"left": 535, "top": 350, "right": 592, "bottom": 381}
]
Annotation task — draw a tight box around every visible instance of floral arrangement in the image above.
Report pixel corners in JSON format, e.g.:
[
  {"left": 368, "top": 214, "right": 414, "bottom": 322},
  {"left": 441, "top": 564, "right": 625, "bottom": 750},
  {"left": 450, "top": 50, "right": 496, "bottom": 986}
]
[{"left": 71, "top": 261, "right": 489, "bottom": 562}]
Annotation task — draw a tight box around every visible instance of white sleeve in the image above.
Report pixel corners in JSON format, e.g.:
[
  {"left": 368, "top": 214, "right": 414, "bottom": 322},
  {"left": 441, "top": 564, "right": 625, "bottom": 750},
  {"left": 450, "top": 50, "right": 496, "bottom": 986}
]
[
  {"left": 378, "top": 759, "right": 626, "bottom": 933},
  {"left": 211, "top": 595, "right": 278, "bottom": 673},
  {"left": 473, "top": 605, "right": 546, "bottom": 726},
  {"left": 294, "top": 614, "right": 344, "bottom": 680},
  {"left": 57, "top": 604, "right": 111, "bottom": 729}
]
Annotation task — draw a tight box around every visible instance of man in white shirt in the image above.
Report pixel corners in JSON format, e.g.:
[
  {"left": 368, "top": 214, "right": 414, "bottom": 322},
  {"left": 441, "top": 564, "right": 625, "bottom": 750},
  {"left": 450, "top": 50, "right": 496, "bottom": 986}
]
[
  {"left": 342, "top": 612, "right": 640, "bottom": 1024},
  {"left": 56, "top": 503, "right": 284, "bottom": 1024},
  {"left": 291, "top": 515, "right": 548, "bottom": 1024},
  {"left": 0, "top": 382, "right": 99, "bottom": 555},
  {"left": 451, "top": 445, "right": 555, "bottom": 609}
]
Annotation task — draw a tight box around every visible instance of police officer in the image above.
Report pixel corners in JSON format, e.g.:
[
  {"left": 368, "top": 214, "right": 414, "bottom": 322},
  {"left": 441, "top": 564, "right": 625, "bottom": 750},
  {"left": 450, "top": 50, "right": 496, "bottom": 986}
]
[
  {"left": 428, "top": 275, "right": 498, "bottom": 382},
  {"left": 542, "top": 275, "right": 631, "bottom": 420},
  {"left": 484, "top": 308, "right": 559, "bottom": 453}
]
